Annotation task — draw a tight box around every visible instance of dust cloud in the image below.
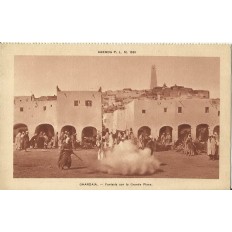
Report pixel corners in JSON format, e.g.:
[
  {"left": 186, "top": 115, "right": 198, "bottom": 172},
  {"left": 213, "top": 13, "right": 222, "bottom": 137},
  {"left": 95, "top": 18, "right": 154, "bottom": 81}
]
[{"left": 92, "top": 140, "right": 161, "bottom": 176}]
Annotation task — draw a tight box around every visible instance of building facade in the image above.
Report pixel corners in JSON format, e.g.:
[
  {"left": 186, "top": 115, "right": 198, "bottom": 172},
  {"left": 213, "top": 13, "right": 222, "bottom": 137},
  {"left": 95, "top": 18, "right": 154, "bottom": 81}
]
[
  {"left": 14, "top": 89, "right": 102, "bottom": 140},
  {"left": 104, "top": 98, "right": 220, "bottom": 142},
  {"left": 14, "top": 64, "right": 219, "bottom": 143}
]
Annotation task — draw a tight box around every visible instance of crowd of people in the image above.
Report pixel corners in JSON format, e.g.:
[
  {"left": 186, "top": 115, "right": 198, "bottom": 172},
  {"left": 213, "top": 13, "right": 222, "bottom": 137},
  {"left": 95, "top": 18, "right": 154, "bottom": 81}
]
[
  {"left": 15, "top": 130, "right": 81, "bottom": 150},
  {"left": 175, "top": 133, "right": 200, "bottom": 156},
  {"left": 15, "top": 128, "right": 220, "bottom": 161},
  {"left": 174, "top": 132, "right": 219, "bottom": 159},
  {"left": 97, "top": 128, "right": 135, "bottom": 147},
  {"left": 30, "top": 132, "right": 55, "bottom": 149},
  {"left": 96, "top": 128, "right": 155, "bottom": 160},
  {"left": 15, "top": 131, "right": 30, "bottom": 151},
  {"left": 159, "top": 132, "right": 172, "bottom": 146}
]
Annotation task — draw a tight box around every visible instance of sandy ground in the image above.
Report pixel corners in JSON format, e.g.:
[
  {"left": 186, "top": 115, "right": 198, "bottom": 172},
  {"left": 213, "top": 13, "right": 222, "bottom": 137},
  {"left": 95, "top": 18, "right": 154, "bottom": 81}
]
[{"left": 13, "top": 148, "right": 219, "bottom": 178}]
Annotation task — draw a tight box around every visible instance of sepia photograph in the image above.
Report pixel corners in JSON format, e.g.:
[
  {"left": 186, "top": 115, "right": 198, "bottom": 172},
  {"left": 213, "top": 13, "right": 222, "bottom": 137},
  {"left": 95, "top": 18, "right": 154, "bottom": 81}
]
[
  {"left": 1, "top": 2, "right": 232, "bottom": 232},
  {"left": 13, "top": 55, "right": 220, "bottom": 178},
  {"left": 0, "top": 43, "right": 230, "bottom": 189}
]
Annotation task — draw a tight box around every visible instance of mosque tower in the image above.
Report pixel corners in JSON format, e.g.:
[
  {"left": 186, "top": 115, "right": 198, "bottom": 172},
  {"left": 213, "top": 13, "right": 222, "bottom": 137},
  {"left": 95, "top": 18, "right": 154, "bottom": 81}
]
[{"left": 150, "top": 65, "right": 157, "bottom": 89}]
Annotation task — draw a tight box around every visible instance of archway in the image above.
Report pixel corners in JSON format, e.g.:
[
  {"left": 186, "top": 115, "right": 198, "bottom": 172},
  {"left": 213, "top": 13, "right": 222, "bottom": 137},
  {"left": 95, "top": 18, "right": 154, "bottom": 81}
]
[
  {"left": 196, "top": 124, "right": 209, "bottom": 142},
  {"left": 137, "top": 126, "right": 151, "bottom": 137},
  {"left": 213, "top": 125, "right": 220, "bottom": 139},
  {"left": 159, "top": 126, "right": 173, "bottom": 143},
  {"left": 13, "top": 123, "right": 28, "bottom": 142},
  {"left": 82, "top": 126, "right": 97, "bottom": 139},
  {"left": 35, "top": 124, "right": 55, "bottom": 138},
  {"left": 82, "top": 127, "right": 97, "bottom": 147},
  {"left": 61, "top": 125, "right": 76, "bottom": 135},
  {"left": 178, "top": 124, "right": 191, "bottom": 142}
]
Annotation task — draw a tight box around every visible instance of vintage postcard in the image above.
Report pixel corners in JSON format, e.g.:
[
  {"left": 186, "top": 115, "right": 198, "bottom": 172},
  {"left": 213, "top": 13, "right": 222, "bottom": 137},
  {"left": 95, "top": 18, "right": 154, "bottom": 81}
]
[{"left": 0, "top": 43, "right": 231, "bottom": 189}]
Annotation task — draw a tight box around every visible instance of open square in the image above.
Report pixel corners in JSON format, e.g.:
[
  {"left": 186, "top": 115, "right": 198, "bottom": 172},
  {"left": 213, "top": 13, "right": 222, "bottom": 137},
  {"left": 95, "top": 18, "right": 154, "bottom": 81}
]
[{"left": 13, "top": 148, "right": 219, "bottom": 178}]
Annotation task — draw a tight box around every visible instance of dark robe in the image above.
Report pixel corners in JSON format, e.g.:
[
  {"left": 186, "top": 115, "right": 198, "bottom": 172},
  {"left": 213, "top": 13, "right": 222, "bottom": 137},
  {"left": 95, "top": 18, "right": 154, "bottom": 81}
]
[
  {"left": 23, "top": 134, "right": 29, "bottom": 150},
  {"left": 145, "top": 139, "right": 154, "bottom": 155}
]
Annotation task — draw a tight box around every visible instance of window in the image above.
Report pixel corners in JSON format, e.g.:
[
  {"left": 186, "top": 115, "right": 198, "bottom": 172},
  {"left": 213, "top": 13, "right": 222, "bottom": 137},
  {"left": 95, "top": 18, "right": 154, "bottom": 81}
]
[
  {"left": 43, "top": 106, "right": 46, "bottom": 111},
  {"left": 218, "top": 111, "right": 220, "bottom": 116},
  {"left": 74, "top": 100, "right": 79, "bottom": 106},
  {"left": 85, "top": 100, "right": 92, "bottom": 106},
  {"left": 164, "top": 107, "right": 167, "bottom": 112},
  {"left": 178, "top": 107, "right": 182, "bottom": 113},
  {"left": 50, "top": 105, "right": 52, "bottom": 107},
  {"left": 205, "top": 107, "right": 209, "bottom": 113},
  {"left": 142, "top": 109, "right": 146, "bottom": 114},
  {"left": 20, "top": 107, "right": 23, "bottom": 112}
]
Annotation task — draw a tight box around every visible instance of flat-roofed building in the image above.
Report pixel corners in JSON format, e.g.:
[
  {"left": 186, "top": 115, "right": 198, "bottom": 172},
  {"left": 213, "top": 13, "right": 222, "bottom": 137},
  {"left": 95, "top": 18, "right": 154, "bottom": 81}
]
[
  {"left": 14, "top": 89, "right": 102, "bottom": 141},
  {"left": 108, "top": 98, "right": 220, "bottom": 142}
]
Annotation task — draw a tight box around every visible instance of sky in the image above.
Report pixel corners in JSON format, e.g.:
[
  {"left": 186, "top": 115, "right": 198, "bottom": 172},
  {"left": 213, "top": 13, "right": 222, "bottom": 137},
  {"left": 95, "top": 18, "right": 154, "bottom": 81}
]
[{"left": 14, "top": 56, "right": 220, "bottom": 98}]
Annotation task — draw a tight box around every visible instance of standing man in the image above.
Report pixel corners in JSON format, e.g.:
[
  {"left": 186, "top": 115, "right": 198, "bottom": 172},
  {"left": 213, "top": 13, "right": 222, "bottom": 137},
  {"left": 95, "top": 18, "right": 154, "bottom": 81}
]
[
  {"left": 71, "top": 133, "right": 77, "bottom": 150},
  {"left": 15, "top": 131, "right": 21, "bottom": 150},
  {"left": 20, "top": 131, "right": 25, "bottom": 150},
  {"left": 23, "top": 131, "right": 30, "bottom": 151},
  {"left": 210, "top": 135, "right": 217, "bottom": 160},
  {"left": 161, "top": 133, "right": 165, "bottom": 145},
  {"left": 43, "top": 133, "right": 48, "bottom": 149},
  {"left": 145, "top": 136, "right": 154, "bottom": 155},
  {"left": 30, "top": 133, "right": 37, "bottom": 149},
  {"left": 214, "top": 132, "right": 219, "bottom": 159},
  {"left": 54, "top": 132, "right": 59, "bottom": 148},
  {"left": 138, "top": 133, "right": 144, "bottom": 149}
]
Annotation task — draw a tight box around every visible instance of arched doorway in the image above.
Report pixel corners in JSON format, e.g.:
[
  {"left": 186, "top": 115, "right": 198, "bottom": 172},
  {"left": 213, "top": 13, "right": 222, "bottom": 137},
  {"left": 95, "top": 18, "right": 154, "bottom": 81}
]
[
  {"left": 34, "top": 124, "right": 55, "bottom": 149},
  {"left": 35, "top": 124, "right": 55, "bottom": 138},
  {"left": 159, "top": 126, "right": 173, "bottom": 143},
  {"left": 137, "top": 126, "right": 151, "bottom": 137},
  {"left": 82, "top": 127, "right": 97, "bottom": 147},
  {"left": 213, "top": 125, "right": 220, "bottom": 139},
  {"left": 13, "top": 123, "right": 28, "bottom": 142},
  {"left": 82, "top": 126, "right": 97, "bottom": 139},
  {"left": 178, "top": 124, "right": 191, "bottom": 142},
  {"left": 196, "top": 124, "right": 209, "bottom": 142},
  {"left": 61, "top": 125, "right": 76, "bottom": 135}
]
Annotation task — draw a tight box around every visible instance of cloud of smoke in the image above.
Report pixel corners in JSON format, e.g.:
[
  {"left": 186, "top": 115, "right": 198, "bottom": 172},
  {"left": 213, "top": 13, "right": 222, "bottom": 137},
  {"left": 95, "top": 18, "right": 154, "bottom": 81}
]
[{"left": 93, "top": 140, "right": 161, "bottom": 176}]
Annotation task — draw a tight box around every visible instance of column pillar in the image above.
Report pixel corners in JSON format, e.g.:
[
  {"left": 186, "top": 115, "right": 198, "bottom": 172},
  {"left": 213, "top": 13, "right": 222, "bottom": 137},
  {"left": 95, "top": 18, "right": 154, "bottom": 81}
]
[
  {"left": 208, "top": 125, "right": 214, "bottom": 137},
  {"left": 151, "top": 127, "right": 156, "bottom": 139},
  {"left": 28, "top": 125, "right": 36, "bottom": 138},
  {"left": 77, "top": 127, "right": 83, "bottom": 142},
  {"left": 191, "top": 125, "right": 197, "bottom": 140},
  {"left": 172, "top": 127, "right": 178, "bottom": 142}
]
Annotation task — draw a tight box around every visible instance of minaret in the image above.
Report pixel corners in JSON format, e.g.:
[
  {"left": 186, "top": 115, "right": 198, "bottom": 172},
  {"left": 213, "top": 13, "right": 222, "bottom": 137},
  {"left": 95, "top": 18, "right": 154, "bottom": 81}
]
[{"left": 150, "top": 65, "right": 157, "bottom": 89}]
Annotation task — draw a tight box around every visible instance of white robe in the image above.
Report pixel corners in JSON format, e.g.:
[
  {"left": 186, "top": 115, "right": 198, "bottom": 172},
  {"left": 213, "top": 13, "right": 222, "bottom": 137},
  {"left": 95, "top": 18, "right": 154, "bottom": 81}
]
[{"left": 15, "top": 133, "right": 21, "bottom": 150}]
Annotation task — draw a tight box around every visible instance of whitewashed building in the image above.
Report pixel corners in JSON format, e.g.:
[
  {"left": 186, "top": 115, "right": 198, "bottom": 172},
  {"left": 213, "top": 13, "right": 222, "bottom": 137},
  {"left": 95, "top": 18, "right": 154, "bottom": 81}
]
[
  {"left": 104, "top": 98, "right": 220, "bottom": 142},
  {"left": 14, "top": 88, "right": 102, "bottom": 141}
]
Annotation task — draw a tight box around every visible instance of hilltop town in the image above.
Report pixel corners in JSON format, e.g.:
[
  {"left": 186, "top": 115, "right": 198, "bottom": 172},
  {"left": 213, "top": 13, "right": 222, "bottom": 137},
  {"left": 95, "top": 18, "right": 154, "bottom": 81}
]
[{"left": 102, "top": 65, "right": 212, "bottom": 113}]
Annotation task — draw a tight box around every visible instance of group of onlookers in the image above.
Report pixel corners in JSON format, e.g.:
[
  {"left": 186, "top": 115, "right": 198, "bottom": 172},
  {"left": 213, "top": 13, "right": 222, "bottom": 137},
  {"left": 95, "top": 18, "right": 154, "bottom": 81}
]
[
  {"left": 174, "top": 132, "right": 220, "bottom": 158},
  {"left": 59, "top": 131, "right": 76, "bottom": 149},
  {"left": 159, "top": 132, "right": 172, "bottom": 146},
  {"left": 97, "top": 128, "right": 136, "bottom": 148},
  {"left": 15, "top": 131, "right": 56, "bottom": 150},
  {"left": 15, "top": 128, "right": 220, "bottom": 161},
  {"left": 207, "top": 133, "right": 219, "bottom": 160},
  {"left": 181, "top": 134, "right": 199, "bottom": 156},
  {"left": 138, "top": 133, "right": 155, "bottom": 155},
  {"left": 96, "top": 128, "right": 156, "bottom": 160},
  {"left": 15, "top": 131, "right": 30, "bottom": 151}
]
